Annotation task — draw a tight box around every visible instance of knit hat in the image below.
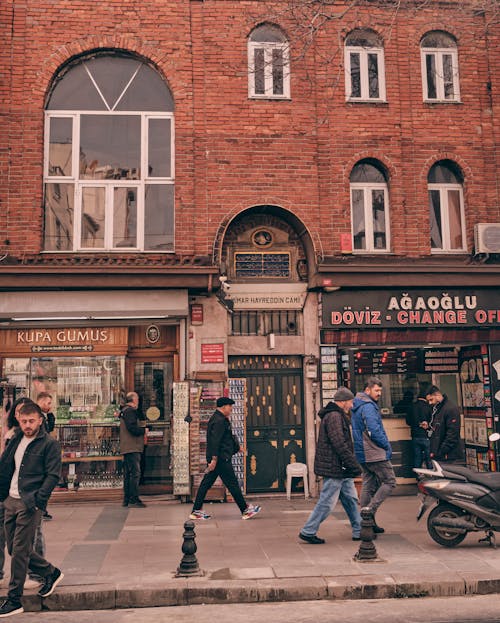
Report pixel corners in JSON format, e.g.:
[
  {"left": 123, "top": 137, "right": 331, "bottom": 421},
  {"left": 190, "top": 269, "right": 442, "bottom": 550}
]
[
  {"left": 333, "top": 387, "right": 355, "bottom": 401},
  {"left": 216, "top": 396, "right": 235, "bottom": 407}
]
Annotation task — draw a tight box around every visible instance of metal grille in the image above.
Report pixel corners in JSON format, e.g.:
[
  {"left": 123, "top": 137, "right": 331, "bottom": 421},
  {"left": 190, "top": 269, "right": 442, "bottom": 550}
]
[{"left": 231, "top": 311, "right": 300, "bottom": 336}]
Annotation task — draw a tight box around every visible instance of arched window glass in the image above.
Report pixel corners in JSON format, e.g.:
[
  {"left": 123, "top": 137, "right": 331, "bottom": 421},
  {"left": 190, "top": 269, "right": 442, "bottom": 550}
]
[
  {"left": 350, "top": 161, "right": 390, "bottom": 252},
  {"left": 421, "top": 31, "right": 460, "bottom": 102},
  {"left": 44, "top": 53, "right": 174, "bottom": 252},
  {"left": 428, "top": 161, "right": 466, "bottom": 252},
  {"left": 248, "top": 24, "right": 290, "bottom": 98},
  {"left": 345, "top": 29, "right": 386, "bottom": 102}
]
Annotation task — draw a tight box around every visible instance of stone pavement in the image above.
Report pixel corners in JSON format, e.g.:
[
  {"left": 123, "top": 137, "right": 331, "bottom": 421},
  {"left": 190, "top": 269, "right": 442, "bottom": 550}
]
[{"left": 2, "top": 495, "right": 499, "bottom": 612}]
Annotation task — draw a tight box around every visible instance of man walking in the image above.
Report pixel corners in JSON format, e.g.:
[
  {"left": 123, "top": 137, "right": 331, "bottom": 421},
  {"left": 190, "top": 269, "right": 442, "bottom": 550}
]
[
  {"left": 36, "top": 392, "right": 55, "bottom": 522},
  {"left": 299, "top": 388, "right": 361, "bottom": 544},
  {"left": 0, "top": 401, "right": 63, "bottom": 617},
  {"left": 352, "top": 377, "right": 396, "bottom": 534},
  {"left": 406, "top": 390, "right": 432, "bottom": 469},
  {"left": 120, "top": 392, "right": 147, "bottom": 508},
  {"left": 190, "top": 397, "right": 261, "bottom": 520},
  {"left": 425, "top": 385, "right": 463, "bottom": 464}
]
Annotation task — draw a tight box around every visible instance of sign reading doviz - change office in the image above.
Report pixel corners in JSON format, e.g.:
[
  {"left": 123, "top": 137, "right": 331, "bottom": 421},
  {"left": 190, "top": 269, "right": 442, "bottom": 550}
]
[{"left": 322, "top": 289, "right": 500, "bottom": 329}]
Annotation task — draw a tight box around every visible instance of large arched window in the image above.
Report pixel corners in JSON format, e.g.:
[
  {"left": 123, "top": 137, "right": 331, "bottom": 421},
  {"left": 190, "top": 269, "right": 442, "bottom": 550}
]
[
  {"left": 44, "top": 53, "right": 174, "bottom": 252},
  {"left": 350, "top": 160, "right": 390, "bottom": 252},
  {"left": 248, "top": 24, "right": 290, "bottom": 99},
  {"left": 428, "top": 160, "right": 466, "bottom": 252},
  {"left": 421, "top": 31, "right": 460, "bottom": 102},
  {"left": 345, "top": 30, "right": 386, "bottom": 102}
]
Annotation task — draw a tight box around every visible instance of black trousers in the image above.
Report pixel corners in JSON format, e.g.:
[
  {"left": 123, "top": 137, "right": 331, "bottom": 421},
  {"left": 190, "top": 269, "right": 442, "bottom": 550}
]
[
  {"left": 123, "top": 452, "right": 142, "bottom": 503},
  {"left": 193, "top": 459, "right": 247, "bottom": 513},
  {"left": 4, "top": 496, "right": 55, "bottom": 601}
]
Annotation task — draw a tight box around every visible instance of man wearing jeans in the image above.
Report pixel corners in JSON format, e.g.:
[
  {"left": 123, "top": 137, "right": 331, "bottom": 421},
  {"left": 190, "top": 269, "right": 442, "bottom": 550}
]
[
  {"left": 352, "top": 377, "right": 396, "bottom": 534},
  {"left": 299, "top": 388, "right": 361, "bottom": 544},
  {"left": 119, "top": 392, "right": 147, "bottom": 508}
]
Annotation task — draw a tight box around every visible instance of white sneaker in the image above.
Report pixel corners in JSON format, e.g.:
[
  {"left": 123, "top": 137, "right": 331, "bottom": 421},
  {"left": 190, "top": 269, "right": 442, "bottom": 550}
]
[{"left": 242, "top": 504, "right": 262, "bottom": 520}]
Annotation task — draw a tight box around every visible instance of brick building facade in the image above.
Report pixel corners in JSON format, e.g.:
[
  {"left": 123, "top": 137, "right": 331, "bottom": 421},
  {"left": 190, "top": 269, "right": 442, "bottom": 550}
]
[{"left": 1, "top": 1, "right": 499, "bottom": 495}]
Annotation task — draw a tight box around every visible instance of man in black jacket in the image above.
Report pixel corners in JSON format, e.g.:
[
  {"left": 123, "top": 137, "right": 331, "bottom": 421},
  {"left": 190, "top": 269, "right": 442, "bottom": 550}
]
[
  {"left": 190, "top": 397, "right": 261, "bottom": 520},
  {"left": 0, "top": 402, "right": 63, "bottom": 618},
  {"left": 406, "top": 391, "right": 432, "bottom": 469},
  {"left": 299, "top": 387, "right": 362, "bottom": 545},
  {"left": 425, "top": 385, "right": 463, "bottom": 463},
  {"left": 119, "top": 392, "right": 147, "bottom": 508}
]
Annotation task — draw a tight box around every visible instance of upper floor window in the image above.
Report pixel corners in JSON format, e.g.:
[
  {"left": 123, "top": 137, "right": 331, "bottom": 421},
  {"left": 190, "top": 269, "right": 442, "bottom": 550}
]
[
  {"left": 428, "top": 161, "right": 466, "bottom": 252},
  {"left": 345, "top": 30, "right": 386, "bottom": 102},
  {"left": 248, "top": 24, "right": 290, "bottom": 99},
  {"left": 350, "top": 160, "right": 390, "bottom": 252},
  {"left": 44, "top": 53, "right": 175, "bottom": 252},
  {"left": 421, "top": 31, "right": 460, "bottom": 102}
]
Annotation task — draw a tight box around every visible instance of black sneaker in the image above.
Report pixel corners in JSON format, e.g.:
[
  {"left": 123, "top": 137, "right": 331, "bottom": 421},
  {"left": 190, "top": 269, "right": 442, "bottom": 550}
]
[
  {"left": 38, "top": 568, "right": 64, "bottom": 598},
  {"left": 0, "top": 599, "right": 24, "bottom": 617},
  {"left": 122, "top": 500, "right": 129, "bottom": 507},
  {"left": 128, "top": 499, "right": 146, "bottom": 508},
  {"left": 299, "top": 532, "right": 325, "bottom": 544},
  {"left": 42, "top": 511, "right": 53, "bottom": 521},
  {"left": 373, "top": 524, "right": 385, "bottom": 534}
]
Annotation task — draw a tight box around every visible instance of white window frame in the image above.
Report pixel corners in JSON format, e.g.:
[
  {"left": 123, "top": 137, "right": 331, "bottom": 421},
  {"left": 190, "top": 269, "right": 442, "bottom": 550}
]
[
  {"left": 44, "top": 110, "right": 175, "bottom": 252},
  {"left": 345, "top": 46, "right": 386, "bottom": 102},
  {"left": 428, "top": 183, "right": 466, "bottom": 253},
  {"left": 248, "top": 41, "right": 290, "bottom": 99},
  {"left": 350, "top": 182, "right": 390, "bottom": 253},
  {"left": 421, "top": 47, "right": 460, "bottom": 102}
]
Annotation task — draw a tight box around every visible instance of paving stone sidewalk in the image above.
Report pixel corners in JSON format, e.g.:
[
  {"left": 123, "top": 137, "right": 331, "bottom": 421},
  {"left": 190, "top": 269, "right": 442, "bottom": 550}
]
[{"left": 2, "top": 495, "right": 499, "bottom": 612}]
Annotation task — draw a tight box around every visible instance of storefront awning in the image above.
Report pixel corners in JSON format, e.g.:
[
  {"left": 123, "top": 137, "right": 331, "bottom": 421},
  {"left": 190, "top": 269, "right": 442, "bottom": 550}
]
[{"left": 0, "top": 290, "right": 188, "bottom": 321}]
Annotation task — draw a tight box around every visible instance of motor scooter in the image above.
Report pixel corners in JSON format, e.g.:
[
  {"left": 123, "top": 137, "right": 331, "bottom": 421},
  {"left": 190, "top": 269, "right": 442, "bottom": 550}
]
[{"left": 414, "top": 433, "right": 500, "bottom": 548}]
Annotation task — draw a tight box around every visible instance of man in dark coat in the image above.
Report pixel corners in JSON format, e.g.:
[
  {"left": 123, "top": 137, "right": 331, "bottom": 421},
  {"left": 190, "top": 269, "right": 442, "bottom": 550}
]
[
  {"left": 406, "top": 390, "right": 432, "bottom": 469},
  {"left": 299, "top": 387, "right": 362, "bottom": 544},
  {"left": 425, "top": 385, "right": 463, "bottom": 463},
  {"left": 190, "top": 397, "right": 261, "bottom": 520}
]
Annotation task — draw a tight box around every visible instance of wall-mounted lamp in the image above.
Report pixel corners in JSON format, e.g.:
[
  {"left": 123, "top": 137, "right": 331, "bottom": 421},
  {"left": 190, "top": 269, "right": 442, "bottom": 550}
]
[{"left": 305, "top": 354, "right": 319, "bottom": 380}]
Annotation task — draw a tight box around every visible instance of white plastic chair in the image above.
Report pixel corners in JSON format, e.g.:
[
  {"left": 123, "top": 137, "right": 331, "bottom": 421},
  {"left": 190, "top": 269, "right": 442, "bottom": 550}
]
[{"left": 286, "top": 462, "right": 309, "bottom": 500}]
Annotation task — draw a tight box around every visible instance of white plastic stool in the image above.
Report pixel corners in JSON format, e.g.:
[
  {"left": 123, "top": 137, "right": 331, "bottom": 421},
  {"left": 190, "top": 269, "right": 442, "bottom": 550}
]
[{"left": 286, "top": 462, "right": 309, "bottom": 500}]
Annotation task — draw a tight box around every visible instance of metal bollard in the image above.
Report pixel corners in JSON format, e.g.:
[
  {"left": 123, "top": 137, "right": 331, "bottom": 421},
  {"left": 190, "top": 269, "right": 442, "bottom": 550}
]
[
  {"left": 175, "top": 520, "right": 201, "bottom": 577},
  {"left": 353, "top": 507, "right": 379, "bottom": 561}
]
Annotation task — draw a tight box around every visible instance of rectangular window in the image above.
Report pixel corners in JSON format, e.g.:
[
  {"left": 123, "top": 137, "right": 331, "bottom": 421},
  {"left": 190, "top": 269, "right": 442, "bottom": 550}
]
[
  {"left": 351, "top": 189, "right": 366, "bottom": 250},
  {"left": 254, "top": 48, "right": 265, "bottom": 95},
  {"left": 429, "top": 186, "right": 465, "bottom": 252},
  {"left": 429, "top": 189, "right": 442, "bottom": 249},
  {"left": 272, "top": 48, "right": 284, "bottom": 95},
  {"left": 231, "top": 311, "right": 300, "bottom": 336},
  {"left": 234, "top": 252, "right": 290, "bottom": 278},
  {"left": 81, "top": 186, "right": 106, "bottom": 248},
  {"left": 372, "top": 189, "right": 386, "bottom": 249},
  {"left": 423, "top": 50, "right": 459, "bottom": 102},
  {"left": 346, "top": 48, "right": 385, "bottom": 101},
  {"left": 442, "top": 54, "right": 455, "bottom": 100},
  {"left": 48, "top": 117, "right": 73, "bottom": 177},
  {"left": 113, "top": 187, "right": 138, "bottom": 248},
  {"left": 425, "top": 54, "right": 437, "bottom": 99},
  {"left": 144, "top": 184, "right": 175, "bottom": 251},
  {"left": 367, "top": 53, "right": 380, "bottom": 98},
  {"left": 44, "top": 183, "right": 74, "bottom": 251},
  {"left": 249, "top": 44, "right": 290, "bottom": 98},
  {"left": 148, "top": 118, "right": 171, "bottom": 178},
  {"left": 349, "top": 52, "right": 361, "bottom": 98},
  {"left": 351, "top": 186, "right": 389, "bottom": 252},
  {"left": 448, "top": 189, "right": 463, "bottom": 249}
]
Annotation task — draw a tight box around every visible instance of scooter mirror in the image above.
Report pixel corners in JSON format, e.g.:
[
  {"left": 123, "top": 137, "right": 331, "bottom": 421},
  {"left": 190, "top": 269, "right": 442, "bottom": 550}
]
[{"left": 489, "top": 432, "right": 500, "bottom": 442}]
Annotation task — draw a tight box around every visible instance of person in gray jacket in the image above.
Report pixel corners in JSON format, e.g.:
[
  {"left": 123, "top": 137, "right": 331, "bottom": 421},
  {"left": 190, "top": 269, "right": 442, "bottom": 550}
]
[{"left": 119, "top": 392, "right": 147, "bottom": 508}]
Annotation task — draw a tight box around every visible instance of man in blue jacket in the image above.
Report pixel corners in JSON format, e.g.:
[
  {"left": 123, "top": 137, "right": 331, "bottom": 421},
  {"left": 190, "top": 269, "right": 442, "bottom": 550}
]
[{"left": 352, "top": 377, "right": 396, "bottom": 534}]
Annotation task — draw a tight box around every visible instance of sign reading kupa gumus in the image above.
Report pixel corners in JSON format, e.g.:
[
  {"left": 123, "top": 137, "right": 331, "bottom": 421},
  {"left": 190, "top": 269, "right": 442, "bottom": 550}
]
[{"left": 322, "top": 289, "right": 500, "bottom": 329}]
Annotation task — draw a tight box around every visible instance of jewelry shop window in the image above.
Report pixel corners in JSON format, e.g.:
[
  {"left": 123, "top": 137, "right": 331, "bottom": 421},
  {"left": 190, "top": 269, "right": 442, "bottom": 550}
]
[{"left": 44, "top": 53, "right": 175, "bottom": 252}]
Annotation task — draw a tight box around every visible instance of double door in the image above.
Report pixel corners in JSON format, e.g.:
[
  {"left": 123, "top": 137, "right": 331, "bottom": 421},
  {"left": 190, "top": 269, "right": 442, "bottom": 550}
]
[{"left": 229, "top": 356, "right": 305, "bottom": 493}]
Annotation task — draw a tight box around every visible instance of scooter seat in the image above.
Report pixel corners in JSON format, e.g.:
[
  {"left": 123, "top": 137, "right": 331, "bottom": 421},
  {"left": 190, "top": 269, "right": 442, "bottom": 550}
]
[{"left": 441, "top": 465, "right": 500, "bottom": 491}]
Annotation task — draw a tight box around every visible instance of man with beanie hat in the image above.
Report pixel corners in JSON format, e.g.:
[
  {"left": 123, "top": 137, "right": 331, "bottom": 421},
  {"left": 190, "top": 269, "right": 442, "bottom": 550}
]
[
  {"left": 190, "top": 397, "right": 261, "bottom": 520},
  {"left": 299, "top": 387, "right": 362, "bottom": 544}
]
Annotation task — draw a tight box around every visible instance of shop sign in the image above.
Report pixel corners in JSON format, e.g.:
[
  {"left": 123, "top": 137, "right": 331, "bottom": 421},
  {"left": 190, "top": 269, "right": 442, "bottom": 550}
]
[
  {"left": 190, "top": 304, "right": 204, "bottom": 325},
  {"left": 16, "top": 328, "right": 110, "bottom": 345},
  {"left": 322, "top": 289, "right": 500, "bottom": 329},
  {"left": 225, "top": 283, "right": 307, "bottom": 310},
  {"left": 201, "top": 343, "right": 225, "bottom": 364}
]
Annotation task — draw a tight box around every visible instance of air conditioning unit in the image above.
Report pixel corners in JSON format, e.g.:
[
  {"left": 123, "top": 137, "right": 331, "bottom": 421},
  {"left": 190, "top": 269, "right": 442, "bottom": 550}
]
[{"left": 474, "top": 223, "right": 500, "bottom": 254}]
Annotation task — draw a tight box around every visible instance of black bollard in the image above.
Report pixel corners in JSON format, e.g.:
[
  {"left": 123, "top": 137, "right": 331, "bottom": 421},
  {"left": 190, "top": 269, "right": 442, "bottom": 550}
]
[
  {"left": 353, "top": 507, "right": 379, "bottom": 561},
  {"left": 176, "top": 520, "right": 201, "bottom": 577}
]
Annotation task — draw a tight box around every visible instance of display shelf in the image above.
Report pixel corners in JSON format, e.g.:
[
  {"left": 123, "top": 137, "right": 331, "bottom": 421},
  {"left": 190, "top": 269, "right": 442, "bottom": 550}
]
[{"left": 61, "top": 455, "right": 123, "bottom": 463}]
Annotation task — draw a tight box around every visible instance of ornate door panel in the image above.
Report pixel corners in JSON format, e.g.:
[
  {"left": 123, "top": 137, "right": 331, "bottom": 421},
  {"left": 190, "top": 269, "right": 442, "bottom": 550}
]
[{"left": 229, "top": 356, "right": 304, "bottom": 493}]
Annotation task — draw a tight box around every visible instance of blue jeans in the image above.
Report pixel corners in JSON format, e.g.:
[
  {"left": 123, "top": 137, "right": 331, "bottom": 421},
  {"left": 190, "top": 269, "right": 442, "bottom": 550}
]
[
  {"left": 301, "top": 477, "right": 361, "bottom": 538},
  {"left": 413, "top": 437, "right": 432, "bottom": 469}
]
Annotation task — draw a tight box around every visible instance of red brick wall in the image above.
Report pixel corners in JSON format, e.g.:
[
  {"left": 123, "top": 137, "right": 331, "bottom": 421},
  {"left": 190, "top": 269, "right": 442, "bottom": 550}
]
[{"left": 1, "top": 1, "right": 499, "bottom": 260}]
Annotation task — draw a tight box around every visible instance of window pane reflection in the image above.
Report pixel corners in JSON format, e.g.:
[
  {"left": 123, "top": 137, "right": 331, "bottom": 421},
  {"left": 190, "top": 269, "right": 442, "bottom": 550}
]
[
  {"left": 448, "top": 190, "right": 463, "bottom": 248},
  {"left": 44, "top": 183, "right": 74, "bottom": 251},
  {"left": 81, "top": 187, "right": 105, "bottom": 248},
  {"left": 352, "top": 189, "right": 366, "bottom": 249},
  {"left": 372, "top": 189, "right": 386, "bottom": 249},
  {"left": 254, "top": 49, "right": 265, "bottom": 94},
  {"left": 368, "top": 53, "right": 379, "bottom": 98},
  {"left": 350, "top": 53, "right": 361, "bottom": 97},
  {"left": 145, "top": 184, "right": 174, "bottom": 250},
  {"left": 272, "top": 48, "right": 284, "bottom": 95},
  {"left": 426, "top": 54, "right": 437, "bottom": 99},
  {"left": 429, "top": 190, "right": 442, "bottom": 248},
  {"left": 80, "top": 115, "right": 140, "bottom": 180},
  {"left": 148, "top": 119, "right": 171, "bottom": 178},
  {"left": 443, "top": 54, "right": 454, "bottom": 99},
  {"left": 49, "top": 118, "right": 73, "bottom": 177},
  {"left": 113, "top": 187, "right": 137, "bottom": 248}
]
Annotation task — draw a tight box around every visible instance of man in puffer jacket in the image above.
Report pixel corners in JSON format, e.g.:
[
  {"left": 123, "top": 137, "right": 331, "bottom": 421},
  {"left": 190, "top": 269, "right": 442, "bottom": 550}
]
[
  {"left": 352, "top": 377, "right": 396, "bottom": 534},
  {"left": 299, "top": 387, "right": 362, "bottom": 544}
]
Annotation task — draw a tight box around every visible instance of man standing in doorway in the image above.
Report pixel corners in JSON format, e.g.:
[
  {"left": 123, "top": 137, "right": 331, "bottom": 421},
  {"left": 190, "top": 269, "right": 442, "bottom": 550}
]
[
  {"left": 0, "top": 401, "right": 64, "bottom": 618},
  {"left": 299, "top": 387, "right": 361, "bottom": 544},
  {"left": 352, "top": 377, "right": 396, "bottom": 534},
  {"left": 425, "top": 385, "right": 463, "bottom": 464},
  {"left": 190, "top": 397, "right": 261, "bottom": 521},
  {"left": 120, "top": 392, "right": 147, "bottom": 508},
  {"left": 406, "top": 390, "right": 433, "bottom": 469}
]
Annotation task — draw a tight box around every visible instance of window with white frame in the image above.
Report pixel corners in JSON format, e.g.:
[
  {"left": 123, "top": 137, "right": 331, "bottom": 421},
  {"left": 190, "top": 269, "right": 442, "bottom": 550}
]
[
  {"left": 248, "top": 24, "right": 290, "bottom": 99},
  {"left": 428, "top": 161, "right": 466, "bottom": 252},
  {"left": 421, "top": 31, "right": 460, "bottom": 102},
  {"left": 345, "top": 30, "right": 386, "bottom": 102},
  {"left": 350, "top": 161, "right": 390, "bottom": 252},
  {"left": 44, "top": 53, "right": 175, "bottom": 252}
]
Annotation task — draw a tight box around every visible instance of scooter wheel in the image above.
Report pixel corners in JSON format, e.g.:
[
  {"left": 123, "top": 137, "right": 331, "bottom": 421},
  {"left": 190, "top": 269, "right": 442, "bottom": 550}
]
[{"left": 427, "top": 503, "right": 468, "bottom": 548}]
